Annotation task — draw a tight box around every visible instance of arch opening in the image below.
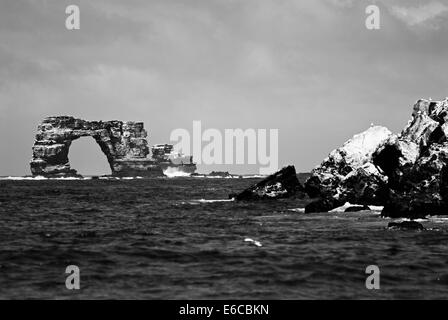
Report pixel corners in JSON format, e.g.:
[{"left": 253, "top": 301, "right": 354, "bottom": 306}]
[{"left": 68, "top": 137, "right": 112, "bottom": 176}]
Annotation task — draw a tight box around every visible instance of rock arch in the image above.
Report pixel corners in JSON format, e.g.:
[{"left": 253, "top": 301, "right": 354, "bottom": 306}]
[{"left": 30, "top": 116, "right": 162, "bottom": 177}]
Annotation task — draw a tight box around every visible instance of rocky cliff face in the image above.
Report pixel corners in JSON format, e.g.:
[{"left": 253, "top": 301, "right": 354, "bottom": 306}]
[
  {"left": 305, "top": 98, "right": 448, "bottom": 218},
  {"left": 30, "top": 116, "right": 162, "bottom": 177},
  {"left": 304, "top": 126, "right": 392, "bottom": 212},
  {"left": 374, "top": 98, "right": 448, "bottom": 218}
]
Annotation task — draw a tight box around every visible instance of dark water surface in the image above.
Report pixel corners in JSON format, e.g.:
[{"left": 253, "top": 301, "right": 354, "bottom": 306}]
[{"left": 1, "top": 177, "right": 448, "bottom": 299}]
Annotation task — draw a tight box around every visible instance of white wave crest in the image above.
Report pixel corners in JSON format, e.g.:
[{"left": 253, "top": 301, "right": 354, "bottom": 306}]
[
  {"left": 197, "top": 198, "right": 234, "bottom": 203},
  {"left": 429, "top": 216, "right": 448, "bottom": 223},
  {"left": 191, "top": 174, "right": 267, "bottom": 179},
  {"left": 0, "top": 176, "right": 47, "bottom": 180},
  {"left": 289, "top": 208, "right": 305, "bottom": 213},
  {"left": 163, "top": 167, "right": 191, "bottom": 178},
  {"left": 329, "top": 202, "right": 383, "bottom": 213},
  {"left": 0, "top": 176, "right": 87, "bottom": 180},
  {"left": 0, "top": 176, "right": 148, "bottom": 181},
  {"left": 242, "top": 175, "right": 267, "bottom": 179},
  {"left": 329, "top": 202, "right": 355, "bottom": 212},
  {"left": 244, "top": 238, "right": 263, "bottom": 247},
  {"left": 393, "top": 218, "right": 428, "bottom": 223}
]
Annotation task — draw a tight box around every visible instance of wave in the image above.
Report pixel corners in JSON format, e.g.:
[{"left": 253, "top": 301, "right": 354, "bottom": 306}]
[
  {"left": 192, "top": 175, "right": 237, "bottom": 179},
  {"left": 183, "top": 198, "right": 235, "bottom": 205},
  {"left": 97, "top": 176, "right": 144, "bottom": 180},
  {"left": 0, "top": 176, "right": 146, "bottom": 181},
  {"left": 242, "top": 175, "right": 267, "bottom": 179},
  {"left": 244, "top": 238, "right": 263, "bottom": 247},
  {"left": 0, "top": 176, "right": 84, "bottom": 181},
  {"left": 289, "top": 208, "right": 305, "bottom": 213},
  {"left": 398, "top": 217, "right": 447, "bottom": 223},
  {"left": 197, "top": 198, "right": 234, "bottom": 203},
  {"left": 429, "top": 216, "right": 448, "bottom": 223},
  {"left": 329, "top": 202, "right": 355, "bottom": 213},
  {"left": 163, "top": 167, "right": 191, "bottom": 178},
  {"left": 191, "top": 174, "right": 267, "bottom": 179},
  {"left": 329, "top": 202, "right": 383, "bottom": 213},
  {"left": 390, "top": 217, "right": 428, "bottom": 223},
  {"left": 0, "top": 176, "right": 47, "bottom": 180},
  {"left": 206, "top": 176, "right": 235, "bottom": 179}
]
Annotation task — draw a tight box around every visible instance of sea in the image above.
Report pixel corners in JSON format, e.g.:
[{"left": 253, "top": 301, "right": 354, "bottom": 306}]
[{"left": 1, "top": 176, "right": 448, "bottom": 299}]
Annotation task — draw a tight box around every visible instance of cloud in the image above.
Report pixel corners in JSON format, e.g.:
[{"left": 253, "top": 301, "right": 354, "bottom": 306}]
[
  {"left": 326, "top": 0, "right": 356, "bottom": 8},
  {"left": 389, "top": 2, "right": 448, "bottom": 28},
  {"left": 2, "top": 0, "right": 448, "bottom": 175}
]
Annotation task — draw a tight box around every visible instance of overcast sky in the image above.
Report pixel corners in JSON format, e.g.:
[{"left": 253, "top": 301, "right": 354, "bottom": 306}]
[{"left": 1, "top": 0, "right": 448, "bottom": 175}]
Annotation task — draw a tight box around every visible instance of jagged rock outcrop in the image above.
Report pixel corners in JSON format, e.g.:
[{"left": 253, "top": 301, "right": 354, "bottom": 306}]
[
  {"left": 30, "top": 116, "right": 162, "bottom": 177},
  {"left": 372, "top": 99, "right": 442, "bottom": 189},
  {"left": 304, "top": 126, "right": 392, "bottom": 212},
  {"left": 374, "top": 98, "right": 448, "bottom": 218},
  {"left": 229, "top": 165, "right": 306, "bottom": 200},
  {"left": 380, "top": 140, "right": 448, "bottom": 218},
  {"left": 304, "top": 97, "right": 448, "bottom": 218}
]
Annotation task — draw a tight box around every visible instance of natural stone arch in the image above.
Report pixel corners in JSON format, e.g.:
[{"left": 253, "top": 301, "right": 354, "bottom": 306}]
[{"left": 30, "top": 116, "right": 162, "bottom": 177}]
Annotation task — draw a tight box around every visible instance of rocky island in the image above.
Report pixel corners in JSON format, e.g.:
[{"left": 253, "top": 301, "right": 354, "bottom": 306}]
[
  {"left": 30, "top": 116, "right": 196, "bottom": 178},
  {"left": 232, "top": 98, "right": 448, "bottom": 219}
]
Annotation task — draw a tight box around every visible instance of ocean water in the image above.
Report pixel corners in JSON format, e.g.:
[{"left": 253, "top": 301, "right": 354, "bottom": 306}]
[{"left": 1, "top": 177, "right": 448, "bottom": 299}]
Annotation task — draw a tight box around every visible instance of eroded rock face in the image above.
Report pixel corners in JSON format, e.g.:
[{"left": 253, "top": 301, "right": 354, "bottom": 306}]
[
  {"left": 374, "top": 98, "right": 448, "bottom": 218},
  {"left": 381, "top": 142, "right": 448, "bottom": 218},
  {"left": 304, "top": 126, "right": 392, "bottom": 212},
  {"left": 304, "top": 98, "right": 448, "bottom": 217},
  {"left": 230, "top": 165, "right": 306, "bottom": 200},
  {"left": 372, "top": 99, "right": 442, "bottom": 189},
  {"left": 30, "top": 116, "right": 162, "bottom": 177}
]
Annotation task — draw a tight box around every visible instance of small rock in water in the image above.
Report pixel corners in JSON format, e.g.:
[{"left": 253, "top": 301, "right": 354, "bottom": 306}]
[
  {"left": 387, "top": 221, "right": 425, "bottom": 231},
  {"left": 230, "top": 166, "right": 305, "bottom": 200},
  {"left": 345, "top": 205, "right": 370, "bottom": 212},
  {"left": 305, "top": 198, "right": 344, "bottom": 213},
  {"left": 208, "top": 171, "right": 232, "bottom": 178}
]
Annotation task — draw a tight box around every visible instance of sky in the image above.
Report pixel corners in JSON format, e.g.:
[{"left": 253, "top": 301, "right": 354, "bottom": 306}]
[{"left": 1, "top": 0, "right": 448, "bottom": 175}]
